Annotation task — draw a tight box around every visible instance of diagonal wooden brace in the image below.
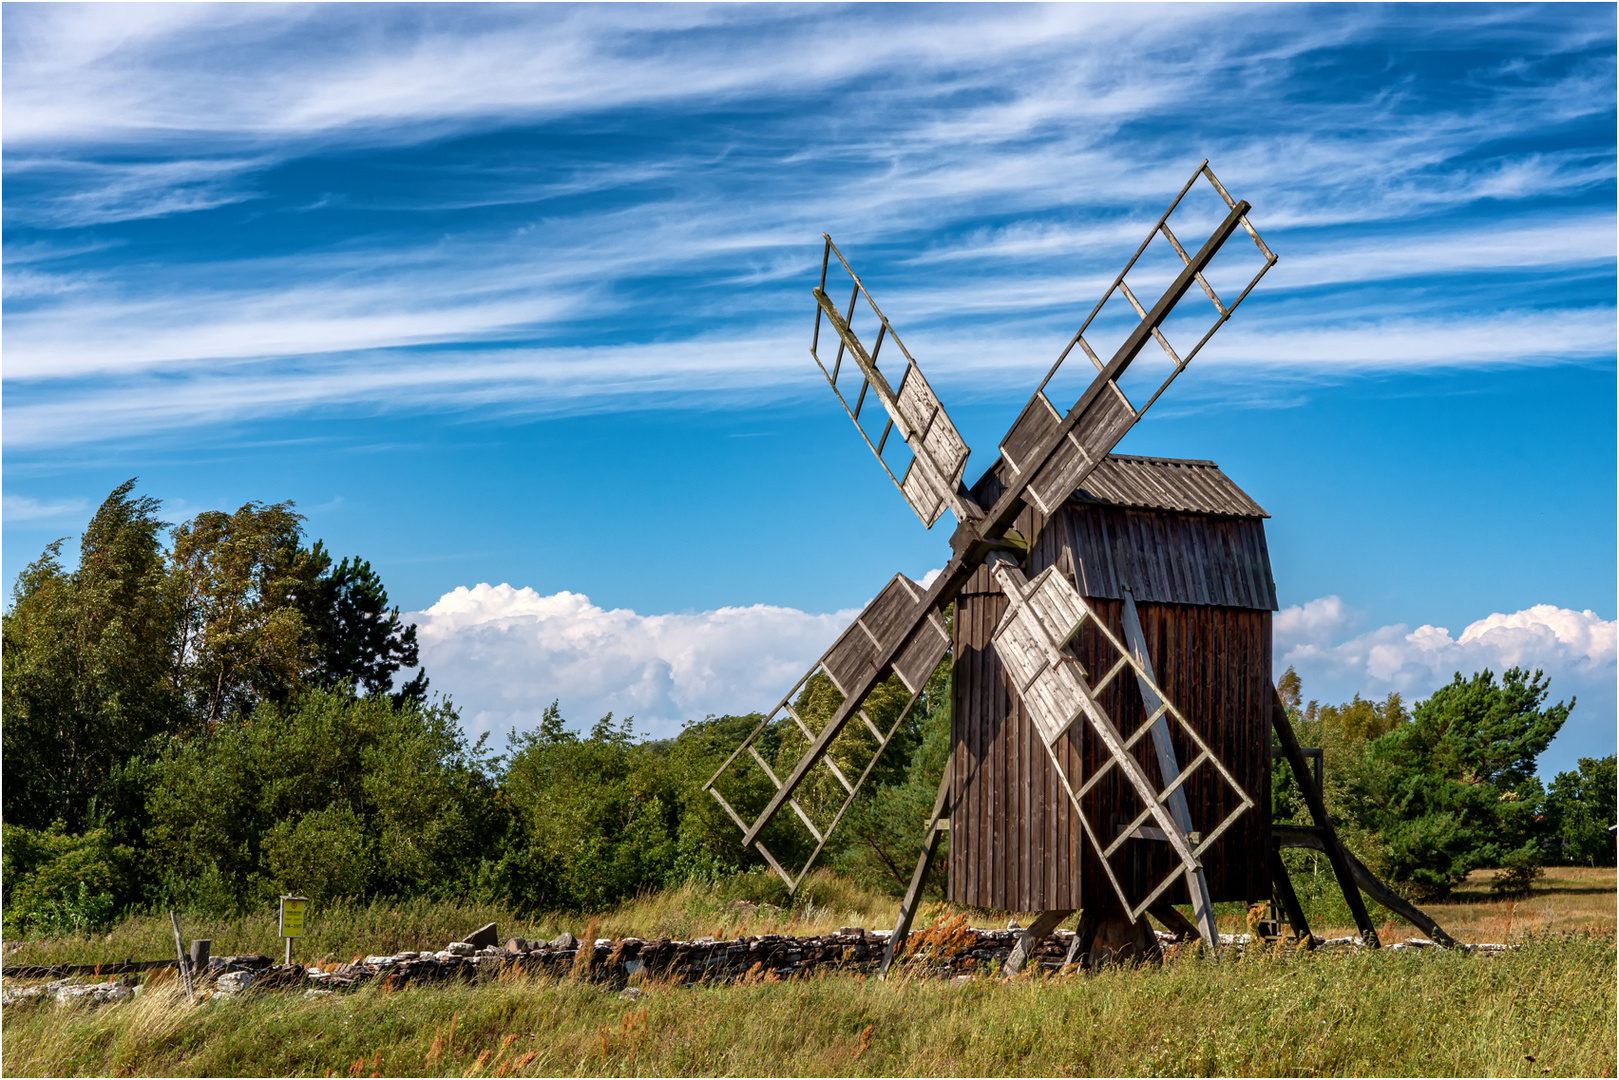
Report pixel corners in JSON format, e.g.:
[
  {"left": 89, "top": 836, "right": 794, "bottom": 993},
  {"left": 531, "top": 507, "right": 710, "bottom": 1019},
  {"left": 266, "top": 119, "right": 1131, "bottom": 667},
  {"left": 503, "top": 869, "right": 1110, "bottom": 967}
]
[
  {"left": 1272, "top": 691, "right": 1381, "bottom": 947},
  {"left": 1120, "top": 586, "right": 1219, "bottom": 952}
]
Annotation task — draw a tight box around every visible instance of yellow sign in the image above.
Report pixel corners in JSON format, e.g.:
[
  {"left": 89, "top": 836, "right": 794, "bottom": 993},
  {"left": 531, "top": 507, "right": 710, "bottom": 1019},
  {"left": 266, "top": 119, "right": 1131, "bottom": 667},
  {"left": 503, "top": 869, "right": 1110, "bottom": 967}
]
[{"left": 279, "top": 896, "right": 308, "bottom": 938}]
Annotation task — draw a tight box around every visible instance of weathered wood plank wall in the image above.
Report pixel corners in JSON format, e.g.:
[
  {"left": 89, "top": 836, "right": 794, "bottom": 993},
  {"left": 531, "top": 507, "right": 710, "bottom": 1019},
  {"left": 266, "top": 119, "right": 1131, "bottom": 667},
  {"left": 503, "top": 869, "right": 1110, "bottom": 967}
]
[{"left": 948, "top": 460, "right": 1273, "bottom": 912}]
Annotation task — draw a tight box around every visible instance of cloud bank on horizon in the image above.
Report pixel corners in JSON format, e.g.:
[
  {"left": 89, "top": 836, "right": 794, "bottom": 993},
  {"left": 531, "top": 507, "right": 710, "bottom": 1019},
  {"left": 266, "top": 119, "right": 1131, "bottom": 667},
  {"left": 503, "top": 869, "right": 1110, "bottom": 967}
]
[
  {"left": 4, "top": 4, "right": 1614, "bottom": 448},
  {"left": 410, "top": 584, "right": 1616, "bottom": 776},
  {"left": 1274, "top": 597, "right": 1616, "bottom": 768}
]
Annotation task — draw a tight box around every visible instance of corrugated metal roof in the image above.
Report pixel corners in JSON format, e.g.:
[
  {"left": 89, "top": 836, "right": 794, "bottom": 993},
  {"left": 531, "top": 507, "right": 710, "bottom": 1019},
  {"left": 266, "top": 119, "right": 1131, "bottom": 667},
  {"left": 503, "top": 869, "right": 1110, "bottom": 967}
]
[{"left": 1070, "top": 455, "right": 1269, "bottom": 519}]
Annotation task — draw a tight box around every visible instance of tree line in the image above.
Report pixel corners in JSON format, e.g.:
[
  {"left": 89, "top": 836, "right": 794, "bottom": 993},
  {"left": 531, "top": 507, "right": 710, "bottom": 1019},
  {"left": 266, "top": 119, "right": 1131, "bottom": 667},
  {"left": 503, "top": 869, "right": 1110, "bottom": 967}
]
[
  {"left": 1, "top": 481, "right": 1611, "bottom": 936},
  {"left": 1273, "top": 667, "right": 1614, "bottom": 900},
  {"left": 0, "top": 481, "right": 947, "bottom": 935}
]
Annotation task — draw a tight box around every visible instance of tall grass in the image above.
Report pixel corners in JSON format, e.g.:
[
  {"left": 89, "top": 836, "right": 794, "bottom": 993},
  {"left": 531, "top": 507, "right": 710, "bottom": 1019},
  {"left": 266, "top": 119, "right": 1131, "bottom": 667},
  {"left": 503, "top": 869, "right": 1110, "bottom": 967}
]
[
  {"left": 2, "top": 929, "right": 1613, "bottom": 1077},
  {"left": 1, "top": 870, "right": 924, "bottom": 970},
  {"left": 6, "top": 865, "right": 1611, "bottom": 972}
]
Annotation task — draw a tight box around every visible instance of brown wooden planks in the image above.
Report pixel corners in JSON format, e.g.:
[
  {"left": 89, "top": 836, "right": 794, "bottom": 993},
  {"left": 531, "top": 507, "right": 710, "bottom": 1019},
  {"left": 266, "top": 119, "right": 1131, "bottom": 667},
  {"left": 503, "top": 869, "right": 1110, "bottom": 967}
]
[{"left": 950, "top": 478, "right": 1273, "bottom": 911}]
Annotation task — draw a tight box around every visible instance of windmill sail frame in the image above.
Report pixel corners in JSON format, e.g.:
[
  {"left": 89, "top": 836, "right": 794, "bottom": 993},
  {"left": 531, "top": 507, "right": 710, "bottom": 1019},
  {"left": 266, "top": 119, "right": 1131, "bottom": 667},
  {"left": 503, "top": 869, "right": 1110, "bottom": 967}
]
[
  {"left": 810, "top": 236, "right": 975, "bottom": 528},
  {"left": 702, "top": 573, "right": 950, "bottom": 892}
]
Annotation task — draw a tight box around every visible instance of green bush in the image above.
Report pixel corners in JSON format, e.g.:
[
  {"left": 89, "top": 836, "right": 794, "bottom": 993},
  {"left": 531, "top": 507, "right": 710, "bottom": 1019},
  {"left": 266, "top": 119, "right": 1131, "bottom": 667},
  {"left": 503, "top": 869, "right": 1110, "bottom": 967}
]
[
  {"left": 262, "top": 804, "right": 373, "bottom": 904},
  {"left": 144, "top": 686, "right": 496, "bottom": 913},
  {"left": 493, "top": 706, "right": 711, "bottom": 911},
  {"left": 1544, "top": 755, "right": 1618, "bottom": 866},
  {"left": 1490, "top": 846, "right": 1547, "bottom": 897},
  {"left": 1, "top": 822, "right": 137, "bottom": 936}
]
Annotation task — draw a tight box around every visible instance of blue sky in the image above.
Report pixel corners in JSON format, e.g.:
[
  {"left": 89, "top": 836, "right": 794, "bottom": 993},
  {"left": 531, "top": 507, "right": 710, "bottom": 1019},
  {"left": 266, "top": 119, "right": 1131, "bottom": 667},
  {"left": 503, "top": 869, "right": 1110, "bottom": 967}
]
[{"left": 4, "top": 4, "right": 1615, "bottom": 775}]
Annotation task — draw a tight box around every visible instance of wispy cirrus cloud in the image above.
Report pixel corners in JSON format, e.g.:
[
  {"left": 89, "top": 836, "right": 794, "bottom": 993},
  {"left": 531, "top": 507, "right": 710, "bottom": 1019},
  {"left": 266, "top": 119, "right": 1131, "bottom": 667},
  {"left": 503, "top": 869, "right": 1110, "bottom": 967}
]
[
  {"left": 3, "top": 5, "right": 1612, "bottom": 449},
  {"left": 3, "top": 155, "right": 264, "bottom": 228},
  {"left": 1, "top": 493, "right": 91, "bottom": 524}
]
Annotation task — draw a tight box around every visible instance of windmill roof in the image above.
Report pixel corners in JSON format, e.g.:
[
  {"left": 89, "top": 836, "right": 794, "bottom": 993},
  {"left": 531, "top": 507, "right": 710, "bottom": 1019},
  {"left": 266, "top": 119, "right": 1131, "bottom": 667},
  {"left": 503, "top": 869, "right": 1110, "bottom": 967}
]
[{"left": 1070, "top": 455, "right": 1269, "bottom": 519}]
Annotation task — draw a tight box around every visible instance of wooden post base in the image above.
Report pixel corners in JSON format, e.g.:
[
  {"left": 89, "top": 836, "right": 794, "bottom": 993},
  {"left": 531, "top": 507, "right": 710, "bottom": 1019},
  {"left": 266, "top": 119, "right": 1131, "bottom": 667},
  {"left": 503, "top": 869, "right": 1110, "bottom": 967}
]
[{"left": 1063, "top": 900, "right": 1164, "bottom": 970}]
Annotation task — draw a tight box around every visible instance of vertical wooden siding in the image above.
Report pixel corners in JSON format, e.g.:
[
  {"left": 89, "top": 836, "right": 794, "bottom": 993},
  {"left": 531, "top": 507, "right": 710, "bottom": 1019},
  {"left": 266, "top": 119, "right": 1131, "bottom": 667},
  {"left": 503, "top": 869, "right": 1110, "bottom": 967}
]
[
  {"left": 949, "top": 497, "right": 1273, "bottom": 911},
  {"left": 949, "top": 560, "right": 1085, "bottom": 911}
]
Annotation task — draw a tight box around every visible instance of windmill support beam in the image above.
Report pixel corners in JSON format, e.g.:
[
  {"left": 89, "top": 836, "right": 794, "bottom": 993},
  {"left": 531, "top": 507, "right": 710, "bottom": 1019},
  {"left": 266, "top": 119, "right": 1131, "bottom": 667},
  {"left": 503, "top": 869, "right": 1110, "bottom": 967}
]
[
  {"left": 1063, "top": 902, "right": 1162, "bottom": 969},
  {"left": 1271, "top": 692, "right": 1381, "bottom": 947},
  {"left": 1119, "top": 586, "right": 1219, "bottom": 952},
  {"left": 878, "top": 769, "right": 954, "bottom": 979},
  {"left": 1003, "top": 909, "right": 1074, "bottom": 977},
  {"left": 1148, "top": 900, "right": 1201, "bottom": 941},
  {"left": 1274, "top": 827, "right": 1458, "bottom": 947},
  {"left": 1267, "top": 848, "right": 1313, "bottom": 944}
]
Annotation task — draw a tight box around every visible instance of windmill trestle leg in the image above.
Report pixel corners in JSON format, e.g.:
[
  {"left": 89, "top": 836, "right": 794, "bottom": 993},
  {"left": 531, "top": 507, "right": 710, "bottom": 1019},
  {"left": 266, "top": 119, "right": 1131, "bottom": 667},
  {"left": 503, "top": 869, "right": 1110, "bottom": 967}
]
[
  {"left": 1003, "top": 909, "right": 1074, "bottom": 977},
  {"left": 1268, "top": 848, "right": 1312, "bottom": 944},
  {"left": 878, "top": 770, "right": 953, "bottom": 979},
  {"left": 1273, "top": 692, "right": 1381, "bottom": 947},
  {"left": 1147, "top": 900, "right": 1200, "bottom": 942},
  {"left": 1273, "top": 827, "right": 1459, "bottom": 947}
]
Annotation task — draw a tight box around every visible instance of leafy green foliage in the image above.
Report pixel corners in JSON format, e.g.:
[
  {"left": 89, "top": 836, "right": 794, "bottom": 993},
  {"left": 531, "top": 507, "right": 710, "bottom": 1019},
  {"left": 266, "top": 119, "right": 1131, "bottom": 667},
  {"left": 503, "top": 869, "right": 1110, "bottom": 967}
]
[
  {"left": 2, "top": 481, "right": 183, "bottom": 833},
  {"left": 829, "top": 659, "right": 952, "bottom": 896},
  {"left": 144, "top": 686, "right": 496, "bottom": 912},
  {"left": 485, "top": 704, "right": 802, "bottom": 912},
  {"left": 1, "top": 822, "right": 137, "bottom": 935},
  {"left": 1277, "top": 665, "right": 1579, "bottom": 901},
  {"left": 306, "top": 556, "right": 427, "bottom": 704},
  {"left": 1544, "top": 755, "right": 1618, "bottom": 866},
  {"left": 169, "top": 500, "right": 323, "bottom": 726},
  {"left": 1352, "top": 668, "right": 1567, "bottom": 898},
  {"left": 5, "top": 479, "right": 1610, "bottom": 937},
  {"left": 2, "top": 480, "right": 433, "bottom": 877}
]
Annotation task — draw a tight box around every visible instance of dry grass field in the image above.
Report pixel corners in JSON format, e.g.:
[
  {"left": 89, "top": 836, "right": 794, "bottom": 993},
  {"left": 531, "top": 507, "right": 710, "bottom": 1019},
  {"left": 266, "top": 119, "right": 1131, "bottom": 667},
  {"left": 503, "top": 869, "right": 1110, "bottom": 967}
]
[
  {"left": 9, "top": 864, "right": 1609, "bottom": 973},
  {"left": 2, "top": 867, "right": 1614, "bottom": 1077},
  {"left": 1291, "top": 864, "right": 1618, "bottom": 944}
]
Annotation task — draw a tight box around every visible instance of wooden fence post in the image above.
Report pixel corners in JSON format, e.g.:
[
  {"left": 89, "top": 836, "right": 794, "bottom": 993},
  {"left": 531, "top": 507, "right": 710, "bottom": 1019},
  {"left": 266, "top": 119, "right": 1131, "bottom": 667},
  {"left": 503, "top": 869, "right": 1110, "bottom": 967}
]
[{"left": 168, "top": 910, "right": 193, "bottom": 1001}]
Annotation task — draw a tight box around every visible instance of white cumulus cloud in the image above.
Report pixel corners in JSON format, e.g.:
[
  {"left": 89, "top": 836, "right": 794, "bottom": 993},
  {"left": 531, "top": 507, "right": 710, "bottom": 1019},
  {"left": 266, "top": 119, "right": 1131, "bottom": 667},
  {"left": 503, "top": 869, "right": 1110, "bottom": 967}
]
[
  {"left": 409, "top": 583, "right": 857, "bottom": 744},
  {"left": 1276, "top": 597, "right": 1617, "bottom": 774},
  {"left": 410, "top": 583, "right": 1615, "bottom": 776}
]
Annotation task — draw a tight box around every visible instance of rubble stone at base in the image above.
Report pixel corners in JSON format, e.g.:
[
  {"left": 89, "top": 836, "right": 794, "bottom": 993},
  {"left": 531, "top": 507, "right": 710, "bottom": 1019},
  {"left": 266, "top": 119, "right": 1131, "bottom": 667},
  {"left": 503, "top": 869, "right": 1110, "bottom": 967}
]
[
  {"left": 1, "top": 978, "right": 135, "bottom": 1007},
  {"left": 213, "top": 971, "right": 254, "bottom": 996},
  {"left": 465, "top": 923, "right": 500, "bottom": 949},
  {"left": 4, "top": 924, "right": 1510, "bottom": 1007}
]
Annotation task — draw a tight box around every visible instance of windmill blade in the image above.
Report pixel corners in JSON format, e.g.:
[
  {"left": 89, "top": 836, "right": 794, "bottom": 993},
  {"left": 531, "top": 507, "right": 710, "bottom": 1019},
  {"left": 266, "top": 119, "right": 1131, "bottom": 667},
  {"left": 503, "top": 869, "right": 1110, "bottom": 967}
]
[
  {"left": 811, "top": 236, "right": 977, "bottom": 529},
  {"left": 704, "top": 572, "right": 949, "bottom": 891},
  {"left": 738, "top": 161, "right": 1275, "bottom": 855},
  {"left": 985, "top": 555, "right": 1253, "bottom": 926},
  {"left": 996, "top": 160, "right": 1277, "bottom": 517}
]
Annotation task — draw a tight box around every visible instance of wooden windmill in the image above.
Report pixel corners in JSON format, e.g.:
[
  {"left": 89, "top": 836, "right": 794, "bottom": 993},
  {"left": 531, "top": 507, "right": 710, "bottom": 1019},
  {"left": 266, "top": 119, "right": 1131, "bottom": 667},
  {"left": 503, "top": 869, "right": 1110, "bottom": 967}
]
[{"left": 704, "top": 161, "right": 1454, "bottom": 973}]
